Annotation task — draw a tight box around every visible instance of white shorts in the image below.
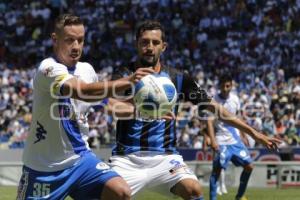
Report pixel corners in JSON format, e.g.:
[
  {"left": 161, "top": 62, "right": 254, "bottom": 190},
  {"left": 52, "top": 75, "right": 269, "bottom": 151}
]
[{"left": 109, "top": 152, "right": 198, "bottom": 196}]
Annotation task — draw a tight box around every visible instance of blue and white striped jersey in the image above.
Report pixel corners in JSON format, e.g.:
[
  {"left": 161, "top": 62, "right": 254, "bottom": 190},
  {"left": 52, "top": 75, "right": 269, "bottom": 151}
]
[{"left": 23, "top": 57, "right": 98, "bottom": 172}]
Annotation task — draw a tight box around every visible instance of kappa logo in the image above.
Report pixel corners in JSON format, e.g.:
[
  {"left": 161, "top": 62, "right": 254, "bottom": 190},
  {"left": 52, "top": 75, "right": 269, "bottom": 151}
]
[
  {"left": 34, "top": 121, "right": 47, "bottom": 144},
  {"left": 96, "top": 162, "right": 110, "bottom": 170}
]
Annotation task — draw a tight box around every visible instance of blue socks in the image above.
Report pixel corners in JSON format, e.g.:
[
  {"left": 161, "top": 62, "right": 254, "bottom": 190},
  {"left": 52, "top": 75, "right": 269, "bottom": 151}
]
[
  {"left": 209, "top": 171, "right": 220, "bottom": 200},
  {"left": 236, "top": 169, "right": 252, "bottom": 198}
]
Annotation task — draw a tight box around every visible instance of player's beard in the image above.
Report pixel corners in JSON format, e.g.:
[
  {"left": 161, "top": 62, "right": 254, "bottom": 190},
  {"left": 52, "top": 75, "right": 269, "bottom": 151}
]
[{"left": 140, "top": 55, "right": 159, "bottom": 67}]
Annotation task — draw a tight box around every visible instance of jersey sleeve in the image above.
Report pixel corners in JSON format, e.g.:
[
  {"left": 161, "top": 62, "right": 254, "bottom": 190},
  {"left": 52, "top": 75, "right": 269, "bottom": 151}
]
[
  {"left": 86, "top": 62, "right": 99, "bottom": 83},
  {"left": 37, "top": 61, "right": 74, "bottom": 97},
  {"left": 236, "top": 96, "right": 241, "bottom": 111},
  {"left": 181, "top": 71, "right": 212, "bottom": 106},
  {"left": 234, "top": 95, "right": 241, "bottom": 115}
]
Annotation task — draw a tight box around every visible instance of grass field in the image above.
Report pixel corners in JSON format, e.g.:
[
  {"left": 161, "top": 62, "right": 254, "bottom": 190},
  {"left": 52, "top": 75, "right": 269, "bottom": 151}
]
[{"left": 2, "top": 186, "right": 300, "bottom": 200}]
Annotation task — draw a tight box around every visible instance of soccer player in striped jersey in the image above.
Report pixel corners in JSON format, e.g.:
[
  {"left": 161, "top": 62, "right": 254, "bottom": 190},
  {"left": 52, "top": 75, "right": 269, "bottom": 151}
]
[
  {"left": 107, "top": 21, "right": 280, "bottom": 200},
  {"left": 17, "top": 14, "right": 154, "bottom": 200},
  {"left": 207, "top": 75, "right": 253, "bottom": 200}
]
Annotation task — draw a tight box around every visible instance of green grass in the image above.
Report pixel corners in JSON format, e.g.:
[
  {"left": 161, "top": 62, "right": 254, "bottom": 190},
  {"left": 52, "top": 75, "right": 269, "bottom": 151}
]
[{"left": 2, "top": 186, "right": 300, "bottom": 200}]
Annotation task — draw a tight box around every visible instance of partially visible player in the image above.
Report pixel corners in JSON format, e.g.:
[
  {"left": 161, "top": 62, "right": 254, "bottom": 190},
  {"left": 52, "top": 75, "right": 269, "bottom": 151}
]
[
  {"left": 207, "top": 75, "right": 253, "bottom": 200},
  {"left": 107, "top": 20, "right": 280, "bottom": 200},
  {"left": 217, "top": 169, "right": 227, "bottom": 195},
  {"left": 17, "top": 14, "right": 154, "bottom": 200}
]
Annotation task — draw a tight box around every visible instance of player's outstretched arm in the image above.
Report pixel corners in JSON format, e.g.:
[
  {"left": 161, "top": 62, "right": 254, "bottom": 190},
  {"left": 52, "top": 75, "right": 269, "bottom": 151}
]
[
  {"left": 106, "top": 98, "right": 135, "bottom": 119},
  {"left": 206, "top": 117, "right": 219, "bottom": 152},
  {"left": 62, "top": 67, "right": 154, "bottom": 102},
  {"left": 180, "top": 72, "right": 280, "bottom": 150},
  {"left": 206, "top": 100, "right": 281, "bottom": 150}
]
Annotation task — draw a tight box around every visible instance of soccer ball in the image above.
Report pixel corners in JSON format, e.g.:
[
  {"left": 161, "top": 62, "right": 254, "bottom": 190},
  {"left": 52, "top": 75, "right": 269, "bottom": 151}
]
[{"left": 133, "top": 74, "right": 177, "bottom": 119}]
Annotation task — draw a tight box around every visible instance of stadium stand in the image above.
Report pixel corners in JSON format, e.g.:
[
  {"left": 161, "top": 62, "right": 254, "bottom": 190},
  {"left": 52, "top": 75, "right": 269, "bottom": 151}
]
[{"left": 0, "top": 0, "right": 299, "bottom": 149}]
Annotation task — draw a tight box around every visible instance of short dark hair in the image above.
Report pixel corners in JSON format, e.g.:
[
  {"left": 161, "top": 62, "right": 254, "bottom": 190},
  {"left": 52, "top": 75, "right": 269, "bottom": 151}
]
[
  {"left": 219, "top": 74, "right": 233, "bottom": 85},
  {"left": 54, "top": 14, "right": 83, "bottom": 34},
  {"left": 135, "top": 20, "right": 166, "bottom": 42}
]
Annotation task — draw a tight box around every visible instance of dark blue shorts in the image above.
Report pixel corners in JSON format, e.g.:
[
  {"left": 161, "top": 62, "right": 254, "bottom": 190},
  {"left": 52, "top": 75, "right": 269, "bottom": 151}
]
[
  {"left": 213, "top": 142, "right": 253, "bottom": 169},
  {"left": 17, "top": 152, "right": 119, "bottom": 200}
]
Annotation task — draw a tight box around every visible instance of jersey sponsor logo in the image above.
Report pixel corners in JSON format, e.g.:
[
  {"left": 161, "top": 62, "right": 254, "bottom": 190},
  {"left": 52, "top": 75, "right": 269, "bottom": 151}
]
[
  {"left": 96, "top": 162, "right": 110, "bottom": 170},
  {"left": 34, "top": 121, "right": 47, "bottom": 144}
]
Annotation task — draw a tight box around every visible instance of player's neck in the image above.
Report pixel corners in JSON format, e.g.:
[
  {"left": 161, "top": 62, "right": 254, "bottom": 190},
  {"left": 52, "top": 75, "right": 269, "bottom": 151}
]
[
  {"left": 219, "top": 93, "right": 229, "bottom": 100},
  {"left": 153, "top": 63, "right": 161, "bottom": 73}
]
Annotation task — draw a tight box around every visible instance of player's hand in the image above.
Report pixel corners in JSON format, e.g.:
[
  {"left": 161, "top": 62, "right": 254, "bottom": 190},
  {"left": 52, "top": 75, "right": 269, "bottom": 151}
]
[
  {"left": 161, "top": 111, "right": 175, "bottom": 121},
  {"left": 130, "top": 67, "right": 155, "bottom": 83},
  {"left": 211, "top": 142, "right": 219, "bottom": 152},
  {"left": 256, "top": 133, "right": 281, "bottom": 152}
]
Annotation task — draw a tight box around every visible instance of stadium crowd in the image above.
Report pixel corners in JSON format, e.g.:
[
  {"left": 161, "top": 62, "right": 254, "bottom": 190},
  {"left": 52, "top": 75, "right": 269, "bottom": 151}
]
[{"left": 0, "top": 0, "right": 299, "bottom": 149}]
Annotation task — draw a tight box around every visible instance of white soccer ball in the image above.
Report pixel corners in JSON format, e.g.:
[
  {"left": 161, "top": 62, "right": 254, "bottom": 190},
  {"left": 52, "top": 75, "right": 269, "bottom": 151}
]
[{"left": 133, "top": 74, "right": 177, "bottom": 119}]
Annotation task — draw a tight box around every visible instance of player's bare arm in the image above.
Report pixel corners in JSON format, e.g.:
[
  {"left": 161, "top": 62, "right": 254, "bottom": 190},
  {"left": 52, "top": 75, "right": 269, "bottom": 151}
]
[
  {"left": 206, "top": 117, "right": 219, "bottom": 152},
  {"left": 106, "top": 98, "right": 135, "bottom": 118},
  {"left": 62, "top": 67, "right": 154, "bottom": 102},
  {"left": 206, "top": 100, "right": 281, "bottom": 150}
]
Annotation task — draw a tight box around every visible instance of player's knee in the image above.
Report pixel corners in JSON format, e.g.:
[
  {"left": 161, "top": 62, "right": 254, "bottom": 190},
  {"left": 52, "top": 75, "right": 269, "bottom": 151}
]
[
  {"left": 185, "top": 181, "right": 203, "bottom": 199},
  {"left": 244, "top": 164, "right": 254, "bottom": 172},
  {"left": 172, "top": 179, "right": 203, "bottom": 200},
  {"left": 102, "top": 177, "right": 131, "bottom": 200},
  {"left": 114, "top": 184, "right": 131, "bottom": 200}
]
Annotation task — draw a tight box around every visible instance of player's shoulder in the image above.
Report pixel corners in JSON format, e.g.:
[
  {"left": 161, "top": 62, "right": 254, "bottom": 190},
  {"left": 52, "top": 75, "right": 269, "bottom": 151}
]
[
  {"left": 39, "top": 57, "right": 61, "bottom": 68},
  {"left": 161, "top": 64, "right": 182, "bottom": 75},
  {"left": 160, "top": 65, "right": 184, "bottom": 82},
  {"left": 229, "top": 92, "right": 239, "bottom": 102},
  {"left": 38, "top": 57, "right": 66, "bottom": 72},
  {"left": 36, "top": 57, "right": 68, "bottom": 77}
]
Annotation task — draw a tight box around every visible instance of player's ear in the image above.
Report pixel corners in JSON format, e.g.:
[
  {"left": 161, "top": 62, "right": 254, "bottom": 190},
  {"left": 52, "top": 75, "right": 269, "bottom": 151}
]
[
  {"left": 51, "top": 33, "right": 58, "bottom": 45},
  {"left": 162, "top": 42, "right": 167, "bottom": 52}
]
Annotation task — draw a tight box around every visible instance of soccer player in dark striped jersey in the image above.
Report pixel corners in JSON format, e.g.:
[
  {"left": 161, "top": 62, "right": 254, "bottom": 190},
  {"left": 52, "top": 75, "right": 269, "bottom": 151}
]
[{"left": 107, "top": 20, "right": 281, "bottom": 200}]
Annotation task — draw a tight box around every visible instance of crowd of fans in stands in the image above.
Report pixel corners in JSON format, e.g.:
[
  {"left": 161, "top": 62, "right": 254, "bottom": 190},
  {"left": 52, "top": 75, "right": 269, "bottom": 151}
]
[{"left": 0, "top": 0, "right": 299, "bottom": 149}]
